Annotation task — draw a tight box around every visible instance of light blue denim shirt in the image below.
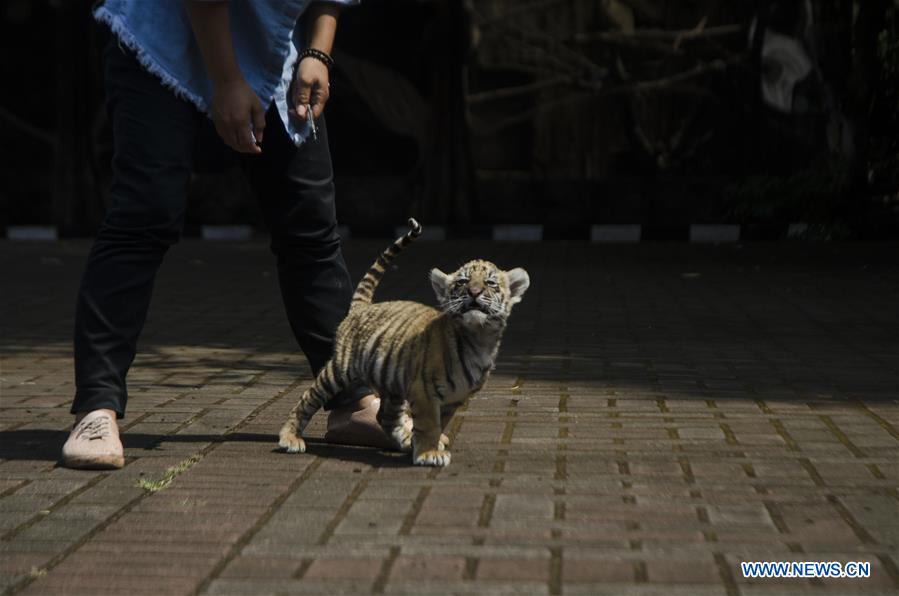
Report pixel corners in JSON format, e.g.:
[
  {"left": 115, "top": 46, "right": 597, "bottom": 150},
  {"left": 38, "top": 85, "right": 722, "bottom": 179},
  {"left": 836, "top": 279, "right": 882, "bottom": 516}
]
[{"left": 94, "top": 0, "right": 356, "bottom": 146}]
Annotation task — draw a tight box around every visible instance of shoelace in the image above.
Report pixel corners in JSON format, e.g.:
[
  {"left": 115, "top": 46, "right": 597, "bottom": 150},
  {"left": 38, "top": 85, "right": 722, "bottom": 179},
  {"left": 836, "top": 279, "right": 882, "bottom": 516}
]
[{"left": 77, "top": 417, "right": 112, "bottom": 441}]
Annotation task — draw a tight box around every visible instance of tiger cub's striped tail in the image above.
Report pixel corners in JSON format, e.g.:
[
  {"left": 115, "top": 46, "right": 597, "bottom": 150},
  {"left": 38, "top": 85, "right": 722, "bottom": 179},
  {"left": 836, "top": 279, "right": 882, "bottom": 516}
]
[{"left": 351, "top": 218, "right": 422, "bottom": 306}]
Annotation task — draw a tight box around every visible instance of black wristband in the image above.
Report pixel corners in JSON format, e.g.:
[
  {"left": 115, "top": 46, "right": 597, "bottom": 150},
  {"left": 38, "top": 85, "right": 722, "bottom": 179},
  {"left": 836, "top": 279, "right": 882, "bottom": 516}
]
[{"left": 298, "top": 48, "right": 335, "bottom": 70}]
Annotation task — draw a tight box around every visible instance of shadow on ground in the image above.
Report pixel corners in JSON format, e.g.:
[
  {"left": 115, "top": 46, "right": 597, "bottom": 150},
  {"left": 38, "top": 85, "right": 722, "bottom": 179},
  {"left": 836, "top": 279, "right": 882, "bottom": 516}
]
[{"left": 0, "top": 429, "right": 410, "bottom": 467}]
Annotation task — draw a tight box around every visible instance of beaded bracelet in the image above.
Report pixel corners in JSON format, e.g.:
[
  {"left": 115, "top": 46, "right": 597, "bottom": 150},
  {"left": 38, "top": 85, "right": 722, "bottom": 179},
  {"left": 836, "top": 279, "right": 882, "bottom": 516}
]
[{"left": 298, "top": 48, "right": 335, "bottom": 70}]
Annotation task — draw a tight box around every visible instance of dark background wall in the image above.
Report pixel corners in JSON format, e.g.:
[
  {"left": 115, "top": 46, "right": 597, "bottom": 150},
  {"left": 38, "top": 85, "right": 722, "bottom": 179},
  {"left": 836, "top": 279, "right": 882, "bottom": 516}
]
[{"left": 1, "top": 0, "right": 897, "bottom": 238}]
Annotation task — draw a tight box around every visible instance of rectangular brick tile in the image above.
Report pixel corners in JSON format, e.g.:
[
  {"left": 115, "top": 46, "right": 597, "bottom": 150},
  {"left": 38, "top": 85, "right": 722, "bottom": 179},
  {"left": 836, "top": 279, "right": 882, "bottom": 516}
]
[
  {"left": 391, "top": 555, "right": 466, "bottom": 581},
  {"left": 477, "top": 557, "right": 549, "bottom": 582},
  {"left": 303, "top": 556, "right": 384, "bottom": 580}
]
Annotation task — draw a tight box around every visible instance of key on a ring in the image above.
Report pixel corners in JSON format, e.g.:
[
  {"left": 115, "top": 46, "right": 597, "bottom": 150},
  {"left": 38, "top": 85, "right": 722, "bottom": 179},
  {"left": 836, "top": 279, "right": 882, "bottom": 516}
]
[{"left": 305, "top": 104, "right": 317, "bottom": 141}]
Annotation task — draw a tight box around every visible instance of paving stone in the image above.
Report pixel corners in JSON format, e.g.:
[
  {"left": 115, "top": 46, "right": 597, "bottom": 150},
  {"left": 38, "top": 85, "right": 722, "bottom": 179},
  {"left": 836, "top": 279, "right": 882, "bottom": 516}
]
[
  {"left": 391, "top": 579, "right": 551, "bottom": 595},
  {"left": 220, "top": 555, "right": 302, "bottom": 579},
  {"left": 391, "top": 554, "right": 466, "bottom": 580},
  {"left": 476, "top": 557, "right": 550, "bottom": 582},
  {"left": 205, "top": 577, "right": 375, "bottom": 594},
  {"left": 303, "top": 556, "right": 383, "bottom": 580}
]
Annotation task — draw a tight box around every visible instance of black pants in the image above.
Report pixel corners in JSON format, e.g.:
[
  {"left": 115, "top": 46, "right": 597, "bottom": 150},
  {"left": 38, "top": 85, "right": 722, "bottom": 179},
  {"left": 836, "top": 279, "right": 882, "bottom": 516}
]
[{"left": 72, "top": 39, "right": 366, "bottom": 417}]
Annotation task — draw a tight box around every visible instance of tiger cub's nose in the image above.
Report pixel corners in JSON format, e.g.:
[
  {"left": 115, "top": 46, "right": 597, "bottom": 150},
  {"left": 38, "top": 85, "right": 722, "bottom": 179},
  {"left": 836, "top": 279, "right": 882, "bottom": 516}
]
[{"left": 468, "top": 285, "right": 483, "bottom": 298}]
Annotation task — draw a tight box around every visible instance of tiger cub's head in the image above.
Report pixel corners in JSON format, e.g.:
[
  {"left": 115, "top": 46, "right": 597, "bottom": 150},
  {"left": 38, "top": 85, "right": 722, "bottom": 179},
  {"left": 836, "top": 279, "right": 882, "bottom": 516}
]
[{"left": 430, "top": 260, "right": 529, "bottom": 328}]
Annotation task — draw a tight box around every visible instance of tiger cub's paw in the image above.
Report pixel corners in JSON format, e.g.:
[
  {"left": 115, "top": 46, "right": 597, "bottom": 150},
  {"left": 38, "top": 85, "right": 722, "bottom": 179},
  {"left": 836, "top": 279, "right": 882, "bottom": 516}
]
[
  {"left": 278, "top": 428, "right": 306, "bottom": 454},
  {"left": 414, "top": 449, "right": 451, "bottom": 467},
  {"left": 389, "top": 422, "right": 413, "bottom": 453}
]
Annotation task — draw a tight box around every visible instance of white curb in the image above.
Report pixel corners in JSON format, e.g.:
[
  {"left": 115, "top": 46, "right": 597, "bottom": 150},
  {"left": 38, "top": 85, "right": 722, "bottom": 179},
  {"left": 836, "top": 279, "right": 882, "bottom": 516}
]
[
  {"left": 787, "top": 223, "right": 808, "bottom": 238},
  {"left": 492, "top": 225, "right": 543, "bottom": 242},
  {"left": 6, "top": 226, "right": 58, "bottom": 241},
  {"left": 394, "top": 225, "right": 446, "bottom": 241},
  {"left": 689, "top": 224, "right": 740, "bottom": 243},
  {"left": 200, "top": 225, "right": 253, "bottom": 241},
  {"left": 590, "top": 225, "right": 642, "bottom": 243}
]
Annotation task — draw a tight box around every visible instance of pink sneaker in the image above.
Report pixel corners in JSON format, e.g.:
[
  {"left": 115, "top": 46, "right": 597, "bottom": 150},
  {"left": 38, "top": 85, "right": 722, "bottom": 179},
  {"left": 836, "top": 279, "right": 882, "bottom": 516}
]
[{"left": 61, "top": 410, "right": 124, "bottom": 470}]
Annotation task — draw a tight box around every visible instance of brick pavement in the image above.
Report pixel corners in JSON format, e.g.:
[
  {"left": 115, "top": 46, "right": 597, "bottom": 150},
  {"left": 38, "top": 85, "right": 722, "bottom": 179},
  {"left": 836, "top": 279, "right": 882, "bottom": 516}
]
[{"left": 1, "top": 239, "right": 897, "bottom": 595}]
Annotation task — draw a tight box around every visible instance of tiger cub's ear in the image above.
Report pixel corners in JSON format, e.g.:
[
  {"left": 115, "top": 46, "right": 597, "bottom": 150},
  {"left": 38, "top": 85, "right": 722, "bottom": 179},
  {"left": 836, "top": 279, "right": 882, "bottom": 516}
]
[
  {"left": 430, "top": 268, "right": 450, "bottom": 301},
  {"left": 505, "top": 268, "right": 530, "bottom": 304}
]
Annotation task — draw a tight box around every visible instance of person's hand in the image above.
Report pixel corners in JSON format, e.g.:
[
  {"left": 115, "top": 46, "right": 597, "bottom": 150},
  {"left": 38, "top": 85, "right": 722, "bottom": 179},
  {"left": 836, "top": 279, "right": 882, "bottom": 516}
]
[
  {"left": 211, "top": 77, "right": 266, "bottom": 154},
  {"left": 293, "top": 57, "right": 330, "bottom": 120}
]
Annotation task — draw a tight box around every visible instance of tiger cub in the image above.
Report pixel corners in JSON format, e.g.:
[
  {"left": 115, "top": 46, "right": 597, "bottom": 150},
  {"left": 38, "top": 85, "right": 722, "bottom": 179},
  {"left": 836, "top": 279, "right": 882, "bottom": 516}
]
[{"left": 278, "top": 218, "right": 529, "bottom": 466}]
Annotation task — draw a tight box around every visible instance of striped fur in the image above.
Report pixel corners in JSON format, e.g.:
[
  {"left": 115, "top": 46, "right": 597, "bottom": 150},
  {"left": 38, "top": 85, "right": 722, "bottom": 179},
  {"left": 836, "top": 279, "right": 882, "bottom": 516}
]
[
  {"left": 279, "top": 220, "right": 530, "bottom": 467},
  {"left": 351, "top": 217, "right": 422, "bottom": 305}
]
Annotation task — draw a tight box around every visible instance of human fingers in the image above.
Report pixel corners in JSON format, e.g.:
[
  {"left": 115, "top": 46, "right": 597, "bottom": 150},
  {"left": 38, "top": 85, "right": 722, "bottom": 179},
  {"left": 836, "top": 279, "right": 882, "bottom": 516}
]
[
  {"left": 233, "top": 122, "right": 261, "bottom": 154},
  {"left": 251, "top": 100, "right": 266, "bottom": 146},
  {"left": 311, "top": 83, "right": 329, "bottom": 119},
  {"left": 213, "top": 115, "right": 241, "bottom": 153},
  {"left": 294, "top": 73, "right": 312, "bottom": 119}
]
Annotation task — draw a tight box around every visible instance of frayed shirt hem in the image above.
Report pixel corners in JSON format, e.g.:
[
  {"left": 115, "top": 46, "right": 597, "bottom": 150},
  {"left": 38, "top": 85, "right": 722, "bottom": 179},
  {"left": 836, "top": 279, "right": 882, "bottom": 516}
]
[{"left": 95, "top": 6, "right": 212, "bottom": 115}]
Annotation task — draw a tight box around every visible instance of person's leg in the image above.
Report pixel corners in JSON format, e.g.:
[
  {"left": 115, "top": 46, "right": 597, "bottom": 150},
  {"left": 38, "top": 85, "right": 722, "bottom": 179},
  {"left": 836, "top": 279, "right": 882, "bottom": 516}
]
[
  {"left": 241, "top": 111, "right": 391, "bottom": 448},
  {"left": 239, "top": 113, "right": 357, "bottom": 396},
  {"left": 65, "top": 38, "right": 199, "bottom": 468}
]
